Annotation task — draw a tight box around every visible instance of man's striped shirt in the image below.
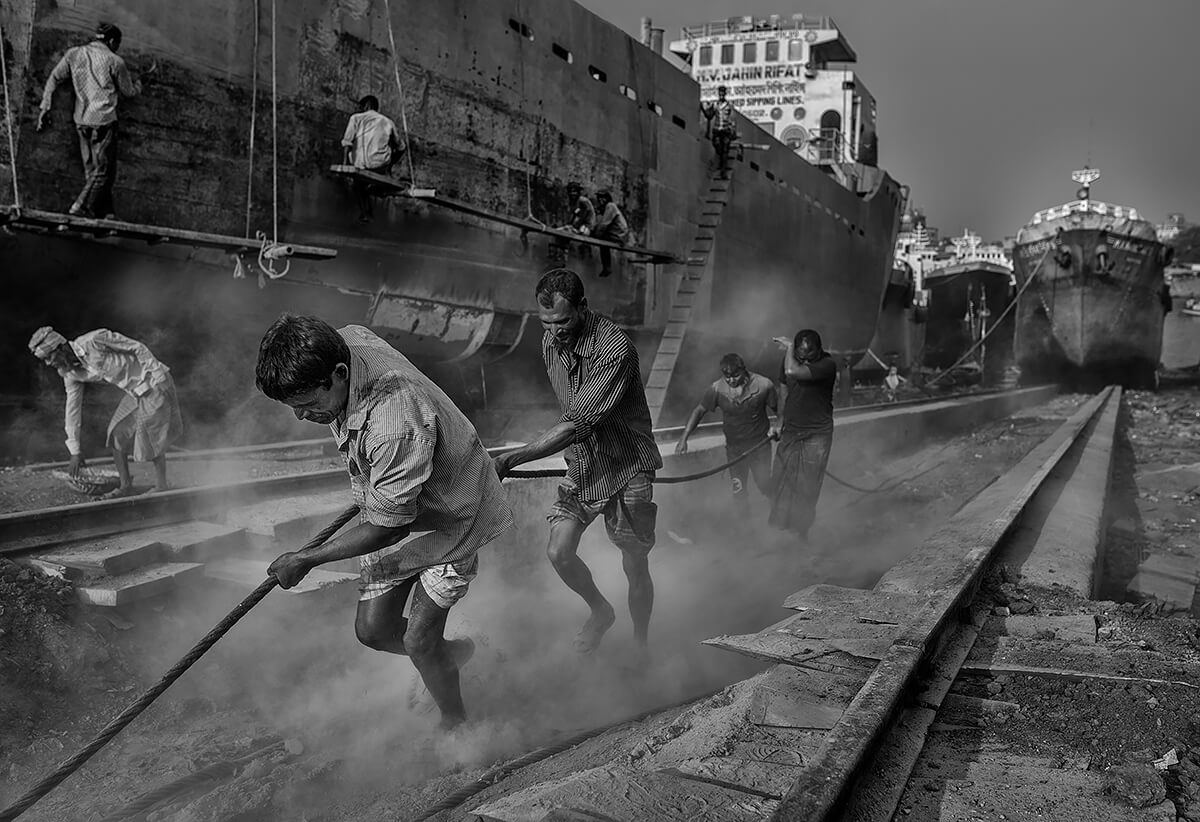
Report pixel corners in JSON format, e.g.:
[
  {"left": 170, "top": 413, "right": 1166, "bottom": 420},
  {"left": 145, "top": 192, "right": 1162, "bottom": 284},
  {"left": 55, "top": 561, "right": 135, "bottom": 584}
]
[
  {"left": 542, "top": 311, "right": 662, "bottom": 503},
  {"left": 331, "top": 326, "right": 514, "bottom": 581}
]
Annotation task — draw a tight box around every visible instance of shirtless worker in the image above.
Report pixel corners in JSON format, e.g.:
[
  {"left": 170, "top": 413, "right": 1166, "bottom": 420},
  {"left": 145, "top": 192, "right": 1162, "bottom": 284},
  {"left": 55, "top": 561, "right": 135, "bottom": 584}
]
[
  {"left": 255, "top": 316, "right": 513, "bottom": 728},
  {"left": 493, "top": 269, "right": 662, "bottom": 654},
  {"left": 675, "top": 353, "right": 778, "bottom": 515}
]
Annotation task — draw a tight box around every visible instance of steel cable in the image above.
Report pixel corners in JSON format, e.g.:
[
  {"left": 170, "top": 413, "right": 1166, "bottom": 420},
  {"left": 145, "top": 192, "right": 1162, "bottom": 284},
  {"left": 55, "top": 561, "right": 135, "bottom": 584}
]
[{"left": 0, "top": 506, "right": 359, "bottom": 822}]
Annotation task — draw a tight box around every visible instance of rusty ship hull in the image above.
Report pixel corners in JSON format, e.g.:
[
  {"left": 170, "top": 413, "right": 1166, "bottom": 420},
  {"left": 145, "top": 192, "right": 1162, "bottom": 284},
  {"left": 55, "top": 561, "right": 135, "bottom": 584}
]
[
  {"left": 852, "top": 260, "right": 924, "bottom": 374},
  {"left": 0, "top": 0, "right": 903, "bottom": 457},
  {"left": 921, "top": 262, "right": 1015, "bottom": 383},
  {"left": 1012, "top": 210, "right": 1169, "bottom": 390}
]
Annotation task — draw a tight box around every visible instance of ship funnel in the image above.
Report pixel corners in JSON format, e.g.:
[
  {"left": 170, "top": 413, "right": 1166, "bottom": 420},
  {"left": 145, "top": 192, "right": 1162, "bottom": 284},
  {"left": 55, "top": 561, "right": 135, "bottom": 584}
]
[
  {"left": 641, "top": 17, "right": 652, "bottom": 46},
  {"left": 650, "top": 27, "right": 664, "bottom": 55}
]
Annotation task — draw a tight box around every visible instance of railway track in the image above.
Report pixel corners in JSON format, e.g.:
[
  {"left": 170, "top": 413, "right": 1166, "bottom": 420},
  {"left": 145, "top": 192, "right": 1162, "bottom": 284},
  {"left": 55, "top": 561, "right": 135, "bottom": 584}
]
[
  {"left": 439, "top": 385, "right": 1148, "bottom": 821},
  {"left": 0, "top": 386, "right": 1031, "bottom": 561}
]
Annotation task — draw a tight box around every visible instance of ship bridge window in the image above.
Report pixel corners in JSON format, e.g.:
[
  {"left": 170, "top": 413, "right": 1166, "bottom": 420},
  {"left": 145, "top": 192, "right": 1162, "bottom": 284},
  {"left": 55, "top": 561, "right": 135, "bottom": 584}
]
[
  {"left": 720, "top": 44, "right": 734, "bottom": 64},
  {"left": 588, "top": 65, "right": 607, "bottom": 82},
  {"left": 765, "top": 40, "right": 780, "bottom": 62},
  {"left": 552, "top": 43, "right": 573, "bottom": 63},
  {"left": 619, "top": 84, "right": 637, "bottom": 101},
  {"left": 743, "top": 42, "right": 757, "bottom": 63},
  {"left": 788, "top": 39, "right": 803, "bottom": 62},
  {"left": 507, "top": 18, "right": 534, "bottom": 40},
  {"left": 647, "top": 101, "right": 663, "bottom": 116},
  {"left": 698, "top": 45, "right": 712, "bottom": 66}
]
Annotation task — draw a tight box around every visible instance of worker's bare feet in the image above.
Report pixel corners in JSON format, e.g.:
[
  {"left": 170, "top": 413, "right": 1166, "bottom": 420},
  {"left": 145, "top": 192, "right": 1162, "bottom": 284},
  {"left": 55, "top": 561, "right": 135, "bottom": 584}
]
[
  {"left": 100, "top": 485, "right": 136, "bottom": 500},
  {"left": 573, "top": 602, "right": 616, "bottom": 654}
]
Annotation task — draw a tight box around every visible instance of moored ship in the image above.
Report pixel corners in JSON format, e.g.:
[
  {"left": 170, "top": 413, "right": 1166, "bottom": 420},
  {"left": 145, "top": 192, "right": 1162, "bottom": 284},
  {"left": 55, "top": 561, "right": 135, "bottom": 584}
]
[
  {"left": 1011, "top": 169, "right": 1171, "bottom": 389},
  {"left": 0, "top": 5, "right": 903, "bottom": 458}
]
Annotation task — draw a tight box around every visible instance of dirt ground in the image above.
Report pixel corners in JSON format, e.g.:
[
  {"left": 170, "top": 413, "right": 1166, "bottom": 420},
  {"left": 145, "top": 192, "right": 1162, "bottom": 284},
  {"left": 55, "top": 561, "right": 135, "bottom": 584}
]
[
  {"left": 0, "top": 393, "right": 1091, "bottom": 821},
  {"left": 0, "top": 444, "right": 343, "bottom": 514}
]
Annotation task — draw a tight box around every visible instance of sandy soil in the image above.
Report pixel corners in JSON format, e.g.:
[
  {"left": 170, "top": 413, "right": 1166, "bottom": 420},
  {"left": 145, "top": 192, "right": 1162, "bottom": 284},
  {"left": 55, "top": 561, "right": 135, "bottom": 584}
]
[{"left": 0, "top": 394, "right": 1090, "bottom": 822}]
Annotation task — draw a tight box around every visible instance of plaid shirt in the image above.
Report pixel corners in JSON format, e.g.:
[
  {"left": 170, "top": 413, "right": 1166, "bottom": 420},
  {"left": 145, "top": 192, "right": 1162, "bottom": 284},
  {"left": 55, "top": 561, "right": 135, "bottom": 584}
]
[
  {"left": 331, "top": 326, "right": 513, "bottom": 579},
  {"left": 543, "top": 311, "right": 662, "bottom": 503},
  {"left": 42, "top": 41, "right": 140, "bottom": 126}
]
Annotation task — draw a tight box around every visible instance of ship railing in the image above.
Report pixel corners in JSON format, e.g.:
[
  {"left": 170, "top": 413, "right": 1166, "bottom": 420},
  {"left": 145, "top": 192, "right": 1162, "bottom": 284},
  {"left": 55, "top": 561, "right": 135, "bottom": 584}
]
[
  {"left": 680, "top": 15, "right": 836, "bottom": 39},
  {"left": 802, "top": 128, "right": 855, "bottom": 166},
  {"left": 1030, "top": 199, "right": 1141, "bottom": 225}
]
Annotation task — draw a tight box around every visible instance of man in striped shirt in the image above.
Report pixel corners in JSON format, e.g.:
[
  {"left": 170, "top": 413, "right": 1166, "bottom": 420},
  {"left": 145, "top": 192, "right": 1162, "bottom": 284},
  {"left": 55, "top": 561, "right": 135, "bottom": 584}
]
[
  {"left": 256, "top": 316, "right": 513, "bottom": 728},
  {"left": 494, "top": 269, "right": 662, "bottom": 654},
  {"left": 38, "top": 22, "right": 143, "bottom": 218}
]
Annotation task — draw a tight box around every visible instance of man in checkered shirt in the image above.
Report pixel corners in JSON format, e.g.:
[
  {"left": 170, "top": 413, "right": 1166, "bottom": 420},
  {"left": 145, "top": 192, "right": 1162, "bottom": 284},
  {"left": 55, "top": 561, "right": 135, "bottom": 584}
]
[
  {"left": 494, "top": 269, "right": 662, "bottom": 655},
  {"left": 256, "top": 315, "right": 514, "bottom": 729},
  {"left": 38, "top": 22, "right": 143, "bottom": 218}
]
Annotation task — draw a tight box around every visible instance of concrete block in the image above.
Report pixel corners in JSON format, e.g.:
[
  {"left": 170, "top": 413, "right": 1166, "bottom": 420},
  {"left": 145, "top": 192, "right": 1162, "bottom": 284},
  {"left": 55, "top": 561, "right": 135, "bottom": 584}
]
[
  {"left": 41, "top": 538, "right": 165, "bottom": 577},
  {"left": 1127, "top": 570, "right": 1196, "bottom": 611},
  {"left": 222, "top": 493, "right": 351, "bottom": 549},
  {"left": 204, "top": 558, "right": 358, "bottom": 594},
  {"left": 131, "top": 521, "right": 247, "bottom": 562},
  {"left": 76, "top": 562, "right": 205, "bottom": 607},
  {"left": 997, "top": 615, "right": 1097, "bottom": 644}
]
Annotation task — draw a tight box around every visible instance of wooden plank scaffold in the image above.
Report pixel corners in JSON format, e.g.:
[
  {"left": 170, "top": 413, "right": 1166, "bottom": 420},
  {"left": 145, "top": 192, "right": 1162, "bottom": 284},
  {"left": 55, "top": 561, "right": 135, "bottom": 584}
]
[
  {"left": 0, "top": 206, "right": 338, "bottom": 261},
  {"left": 328, "top": 165, "right": 682, "bottom": 265}
]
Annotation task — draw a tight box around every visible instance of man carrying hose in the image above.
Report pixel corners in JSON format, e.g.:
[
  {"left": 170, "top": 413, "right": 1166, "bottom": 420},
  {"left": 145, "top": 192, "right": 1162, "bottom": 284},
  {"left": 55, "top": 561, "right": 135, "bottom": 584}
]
[
  {"left": 675, "top": 353, "right": 778, "bottom": 515},
  {"left": 255, "top": 316, "right": 513, "bottom": 729},
  {"left": 769, "top": 330, "right": 837, "bottom": 543},
  {"left": 493, "top": 269, "right": 662, "bottom": 655}
]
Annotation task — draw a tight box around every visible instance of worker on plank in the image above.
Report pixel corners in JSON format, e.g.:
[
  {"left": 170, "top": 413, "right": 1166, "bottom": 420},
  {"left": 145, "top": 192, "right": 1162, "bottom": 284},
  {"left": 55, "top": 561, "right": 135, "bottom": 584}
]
[
  {"left": 675, "top": 353, "right": 778, "bottom": 515},
  {"left": 592, "top": 189, "right": 630, "bottom": 278},
  {"left": 342, "top": 94, "right": 405, "bottom": 223},
  {"left": 255, "top": 316, "right": 512, "bottom": 729},
  {"left": 494, "top": 269, "right": 661, "bottom": 655},
  {"left": 38, "top": 22, "right": 145, "bottom": 219},
  {"left": 769, "top": 330, "right": 837, "bottom": 543},
  {"left": 28, "top": 326, "right": 182, "bottom": 499}
]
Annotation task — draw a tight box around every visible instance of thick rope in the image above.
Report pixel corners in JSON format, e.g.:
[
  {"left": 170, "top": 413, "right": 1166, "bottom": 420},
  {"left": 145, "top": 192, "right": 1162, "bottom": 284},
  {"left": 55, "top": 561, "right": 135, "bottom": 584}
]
[
  {"left": 381, "top": 0, "right": 418, "bottom": 186},
  {"left": 927, "top": 247, "right": 1052, "bottom": 388},
  {"left": 0, "top": 505, "right": 359, "bottom": 822},
  {"left": 0, "top": 18, "right": 22, "bottom": 209},
  {"left": 412, "top": 686, "right": 725, "bottom": 821},
  {"left": 506, "top": 436, "right": 776, "bottom": 483},
  {"left": 243, "top": 0, "right": 259, "bottom": 239}
]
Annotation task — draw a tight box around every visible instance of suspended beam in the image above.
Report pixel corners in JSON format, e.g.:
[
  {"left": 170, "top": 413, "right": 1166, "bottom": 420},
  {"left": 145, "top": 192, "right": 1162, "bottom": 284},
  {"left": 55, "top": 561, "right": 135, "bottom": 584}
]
[
  {"left": 329, "top": 165, "right": 681, "bottom": 264},
  {"left": 0, "top": 207, "right": 337, "bottom": 260}
]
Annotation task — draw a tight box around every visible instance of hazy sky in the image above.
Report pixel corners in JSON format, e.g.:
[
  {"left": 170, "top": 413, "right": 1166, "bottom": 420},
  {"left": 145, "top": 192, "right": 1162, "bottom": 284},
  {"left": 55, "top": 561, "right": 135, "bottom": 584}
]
[{"left": 579, "top": 0, "right": 1199, "bottom": 241}]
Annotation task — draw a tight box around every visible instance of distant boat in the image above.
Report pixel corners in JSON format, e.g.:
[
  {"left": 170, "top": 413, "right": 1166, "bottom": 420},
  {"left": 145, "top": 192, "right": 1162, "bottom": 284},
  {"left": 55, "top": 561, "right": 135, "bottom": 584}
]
[{"left": 1011, "top": 168, "right": 1171, "bottom": 390}]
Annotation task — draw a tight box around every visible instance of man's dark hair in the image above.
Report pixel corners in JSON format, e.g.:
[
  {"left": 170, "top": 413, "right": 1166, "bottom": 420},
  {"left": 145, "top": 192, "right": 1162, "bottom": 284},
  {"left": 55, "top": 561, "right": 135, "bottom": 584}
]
[
  {"left": 794, "top": 329, "right": 823, "bottom": 353},
  {"left": 536, "top": 268, "right": 585, "bottom": 309},
  {"left": 95, "top": 22, "right": 122, "bottom": 46},
  {"left": 255, "top": 314, "right": 351, "bottom": 401},
  {"left": 359, "top": 95, "right": 380, "bottom": 111},
  {"left": 719, "top": 353, "right": 745, "bottom": 373}
]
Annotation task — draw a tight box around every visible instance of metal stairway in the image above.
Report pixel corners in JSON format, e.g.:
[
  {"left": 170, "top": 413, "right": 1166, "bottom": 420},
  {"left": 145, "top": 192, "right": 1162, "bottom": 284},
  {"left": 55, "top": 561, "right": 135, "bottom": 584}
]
[{"left": 644, "top": 173, "right": 733, "bottom": 425}]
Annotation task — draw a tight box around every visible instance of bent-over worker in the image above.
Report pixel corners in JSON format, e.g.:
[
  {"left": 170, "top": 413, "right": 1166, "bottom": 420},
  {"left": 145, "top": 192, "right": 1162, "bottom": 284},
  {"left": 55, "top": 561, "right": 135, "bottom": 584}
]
[
  {"left": 28, "top": 326, "right": 182, "bottom": 499},
  {"left": 255, "top": 316, "right": 512, "bottom": 729}
]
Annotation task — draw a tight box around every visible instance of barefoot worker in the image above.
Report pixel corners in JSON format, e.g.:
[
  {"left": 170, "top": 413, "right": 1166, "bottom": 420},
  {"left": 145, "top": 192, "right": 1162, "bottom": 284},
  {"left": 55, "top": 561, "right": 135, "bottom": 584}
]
[
  {"left": 255, "top": 316, "right": 512, "bottom": 729},
  {"left": 494, "top": 269, "right": 662, "bottom": 654},
  {"left": 28, "top": 326, "right": 182, "bottom": 498}
]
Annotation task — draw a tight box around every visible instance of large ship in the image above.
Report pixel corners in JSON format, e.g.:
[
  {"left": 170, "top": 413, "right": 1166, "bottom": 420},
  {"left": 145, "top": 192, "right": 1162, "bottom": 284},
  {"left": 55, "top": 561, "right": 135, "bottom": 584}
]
[
  {"left": 917, "top": 228, "right": 1015, "bottom": 383},
  {"left": 1011, "top": 169, "right": 1171, "bottom": 390},
  {"left": 0, "top": 5, "right": 903, "bottom": 458}
]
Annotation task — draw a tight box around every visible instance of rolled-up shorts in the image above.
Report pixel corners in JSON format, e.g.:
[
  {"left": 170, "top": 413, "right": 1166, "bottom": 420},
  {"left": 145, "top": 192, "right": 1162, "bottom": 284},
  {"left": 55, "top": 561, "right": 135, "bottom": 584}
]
[
  {"left": 547, "top": 471, "right": 657, "bottom": 556},
  {"left": 358, "top": 552, "right": 478, "bottom": 609}
]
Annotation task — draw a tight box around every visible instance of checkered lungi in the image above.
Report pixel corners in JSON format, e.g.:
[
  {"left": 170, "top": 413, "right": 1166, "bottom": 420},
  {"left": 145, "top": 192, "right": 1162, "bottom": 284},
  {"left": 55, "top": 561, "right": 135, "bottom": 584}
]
[{"left": 106, "top": 374, "right": 184, "bottom": 462}]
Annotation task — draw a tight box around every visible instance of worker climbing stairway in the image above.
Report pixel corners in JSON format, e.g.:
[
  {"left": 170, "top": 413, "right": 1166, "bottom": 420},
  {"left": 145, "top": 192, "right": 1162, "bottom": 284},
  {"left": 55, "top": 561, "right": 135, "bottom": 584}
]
[{"left": 644, "top": 171, "right": 734, "bottom": 426}]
